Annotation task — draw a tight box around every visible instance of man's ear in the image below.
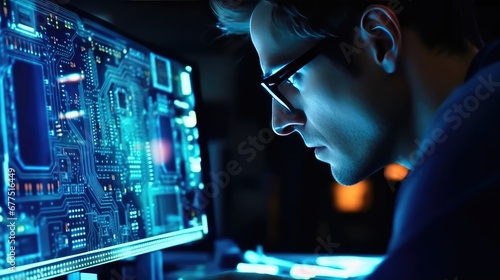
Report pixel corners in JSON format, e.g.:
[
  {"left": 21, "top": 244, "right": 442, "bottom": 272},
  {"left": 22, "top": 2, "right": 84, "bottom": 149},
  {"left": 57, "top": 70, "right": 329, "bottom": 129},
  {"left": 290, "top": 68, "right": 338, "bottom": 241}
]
[{"left": 359, "top": 5, "right": 401, "bottom": 74}]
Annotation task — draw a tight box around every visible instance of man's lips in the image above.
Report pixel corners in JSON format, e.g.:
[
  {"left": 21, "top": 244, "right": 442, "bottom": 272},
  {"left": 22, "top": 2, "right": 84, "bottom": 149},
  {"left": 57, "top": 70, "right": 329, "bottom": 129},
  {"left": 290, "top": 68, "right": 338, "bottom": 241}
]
[
  {"left": 314, "top": 146, "right": 326, "bottom": 153},
  {"left": 313, "top": 146, "right": 328, "bottom": 161},
  {"left": 304, "top": 142, "right": 322, "bottom": 149},
  {"left": 303, "top": 139, "right": 326, "bottom": 155}
]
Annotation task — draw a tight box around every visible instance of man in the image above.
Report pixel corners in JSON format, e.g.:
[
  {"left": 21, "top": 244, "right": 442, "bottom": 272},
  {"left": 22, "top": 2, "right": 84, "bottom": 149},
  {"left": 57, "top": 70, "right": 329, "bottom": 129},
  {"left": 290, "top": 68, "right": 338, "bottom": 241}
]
[{"left": 209, "top": 0, "right": 500, "bottom": 279}]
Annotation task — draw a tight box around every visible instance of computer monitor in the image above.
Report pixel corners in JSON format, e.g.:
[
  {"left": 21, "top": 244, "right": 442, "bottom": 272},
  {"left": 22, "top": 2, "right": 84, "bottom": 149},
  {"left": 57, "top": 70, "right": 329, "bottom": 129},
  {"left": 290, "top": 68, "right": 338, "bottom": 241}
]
[{"left": 0, "top": 0, "right": 210, "bottom": 279}]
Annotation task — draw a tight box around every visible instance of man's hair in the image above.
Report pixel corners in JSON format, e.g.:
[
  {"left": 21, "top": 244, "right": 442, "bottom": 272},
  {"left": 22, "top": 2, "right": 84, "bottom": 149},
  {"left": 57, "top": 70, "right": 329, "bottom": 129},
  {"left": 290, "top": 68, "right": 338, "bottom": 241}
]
[{"left": 210, "top": 0, "right": 484, "bottom": 54}]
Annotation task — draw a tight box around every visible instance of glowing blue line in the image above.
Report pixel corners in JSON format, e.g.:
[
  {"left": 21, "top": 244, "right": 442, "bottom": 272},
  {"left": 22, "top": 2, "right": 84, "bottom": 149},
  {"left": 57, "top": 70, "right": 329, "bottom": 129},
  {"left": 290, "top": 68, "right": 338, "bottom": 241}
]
[
  {"left": 174, "top": 100, "right": 189, "bottom": 109},
  {"left": 17, "top": 23, "right": 35, "bottom": 33},
  {"left": 180, "top": 72, "right": 192, "bottom": 95},
  {"left": 236, "top": 263, "right": 279, "bottom": 275},
  {"left": 315, "top": 255, "right": 385, "bottom": 277},
  {"left": 202, "top": 214, "right": 209, "bottom": 234}
]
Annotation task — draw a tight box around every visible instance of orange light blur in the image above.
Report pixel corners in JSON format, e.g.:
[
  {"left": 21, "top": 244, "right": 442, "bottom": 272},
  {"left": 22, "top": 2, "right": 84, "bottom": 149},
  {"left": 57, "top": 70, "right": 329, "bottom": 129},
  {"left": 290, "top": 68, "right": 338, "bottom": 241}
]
[
  {"left": 384, "top": 163, "right": 409, "bottom": 182},
  {"left": 332, "top": 180, "right": 372, "bottom": 213}
]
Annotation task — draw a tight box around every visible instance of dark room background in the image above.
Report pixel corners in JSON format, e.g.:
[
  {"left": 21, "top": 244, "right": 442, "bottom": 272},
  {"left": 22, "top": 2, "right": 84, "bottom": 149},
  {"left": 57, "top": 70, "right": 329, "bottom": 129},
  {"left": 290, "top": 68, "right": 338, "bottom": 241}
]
[{"left": 63, "top": 0, "right": 500, "bottom": 256}]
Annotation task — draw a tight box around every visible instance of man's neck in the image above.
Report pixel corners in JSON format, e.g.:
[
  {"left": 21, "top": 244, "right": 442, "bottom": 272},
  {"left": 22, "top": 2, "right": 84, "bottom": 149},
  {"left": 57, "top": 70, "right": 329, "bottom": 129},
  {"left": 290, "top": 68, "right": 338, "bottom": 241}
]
[{"left": 399, "top": 30, "right": 479, "bottom": 168}]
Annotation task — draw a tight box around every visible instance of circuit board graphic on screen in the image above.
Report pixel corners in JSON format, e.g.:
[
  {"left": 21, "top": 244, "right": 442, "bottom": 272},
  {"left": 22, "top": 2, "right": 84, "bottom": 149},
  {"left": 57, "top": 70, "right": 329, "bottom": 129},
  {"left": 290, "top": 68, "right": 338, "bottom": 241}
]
[{"left": 0, "top": 0, "right": 208, "bottom": 279}]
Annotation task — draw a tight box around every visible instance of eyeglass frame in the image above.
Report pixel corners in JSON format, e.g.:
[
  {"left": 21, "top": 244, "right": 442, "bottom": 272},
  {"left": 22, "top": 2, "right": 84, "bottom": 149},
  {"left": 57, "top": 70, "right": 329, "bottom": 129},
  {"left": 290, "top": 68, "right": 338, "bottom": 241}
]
[{"left": 260, "top": 38, "right": 331, "bottom": 113}]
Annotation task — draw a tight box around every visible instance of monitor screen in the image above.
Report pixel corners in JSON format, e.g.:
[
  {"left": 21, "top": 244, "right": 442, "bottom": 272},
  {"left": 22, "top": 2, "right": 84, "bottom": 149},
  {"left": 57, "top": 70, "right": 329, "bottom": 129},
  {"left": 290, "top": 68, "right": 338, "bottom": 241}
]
[{"left": 0, "top": 0, "right": 209, "bottom": 279}]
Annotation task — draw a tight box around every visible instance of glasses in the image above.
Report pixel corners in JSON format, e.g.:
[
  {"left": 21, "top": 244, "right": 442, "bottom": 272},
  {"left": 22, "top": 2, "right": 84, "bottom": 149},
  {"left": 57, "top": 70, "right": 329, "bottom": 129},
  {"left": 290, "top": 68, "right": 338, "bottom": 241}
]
[{"left": 260, "top": 39, "right": 329, "bottom": 113}]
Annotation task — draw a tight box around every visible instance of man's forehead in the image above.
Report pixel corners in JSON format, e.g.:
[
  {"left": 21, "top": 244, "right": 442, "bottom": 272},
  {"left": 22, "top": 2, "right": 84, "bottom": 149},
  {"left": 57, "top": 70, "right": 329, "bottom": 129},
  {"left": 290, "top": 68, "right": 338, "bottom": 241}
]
[{"left": 249, "top": 1, "right": 317, "bottom": 75}]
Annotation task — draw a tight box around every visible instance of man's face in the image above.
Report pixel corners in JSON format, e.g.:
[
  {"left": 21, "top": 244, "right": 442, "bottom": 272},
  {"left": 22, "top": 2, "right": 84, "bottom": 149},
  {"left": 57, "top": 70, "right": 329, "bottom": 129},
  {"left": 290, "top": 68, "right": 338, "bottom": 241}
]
[{"left": 250, "top": 2, "right": 411, "bottom": 185}]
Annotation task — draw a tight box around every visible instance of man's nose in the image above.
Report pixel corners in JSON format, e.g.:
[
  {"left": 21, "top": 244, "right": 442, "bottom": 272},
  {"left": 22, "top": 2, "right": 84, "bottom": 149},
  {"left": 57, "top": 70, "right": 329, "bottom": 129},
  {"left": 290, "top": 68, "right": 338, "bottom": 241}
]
[{"left": 271, "top": 99, "right": 306, "bottom": 136}]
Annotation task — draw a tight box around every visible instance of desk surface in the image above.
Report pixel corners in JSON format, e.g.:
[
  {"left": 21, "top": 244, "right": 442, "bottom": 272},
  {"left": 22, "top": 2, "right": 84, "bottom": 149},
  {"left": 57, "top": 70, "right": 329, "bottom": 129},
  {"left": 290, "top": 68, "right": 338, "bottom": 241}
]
[{"left": 162, "top": 251, "right": 385, "bottom": 279}]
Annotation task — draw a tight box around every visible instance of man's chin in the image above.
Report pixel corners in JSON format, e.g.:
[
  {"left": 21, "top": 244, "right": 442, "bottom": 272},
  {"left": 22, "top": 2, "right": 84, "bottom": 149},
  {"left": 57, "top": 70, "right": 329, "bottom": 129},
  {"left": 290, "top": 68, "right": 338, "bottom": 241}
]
[{"left": 330, "top": 165, "right": 367, "bottom": 186}]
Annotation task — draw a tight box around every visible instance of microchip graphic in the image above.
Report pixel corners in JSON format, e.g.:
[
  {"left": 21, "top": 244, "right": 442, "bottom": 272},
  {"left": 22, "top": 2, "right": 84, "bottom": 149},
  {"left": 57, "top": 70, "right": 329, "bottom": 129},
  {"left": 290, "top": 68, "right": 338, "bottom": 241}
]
[
  {"left": 114, "top": 87, "right": 127, "bottom": 110},
  {"left": 18, "top": 7, "right": 33, "bottom": 26},
  {"left": 15, "top": 234, "right": 39, "bottom": 257},
  {"left": 12, "top": 59, "right": 52, "bottom": 169},
  {"left": 152, "top": 193, "right": 182, "bottom": 234},
  {"left": 150, "top": 53, "right": 173, "bottom": 93},
  {"left": 14, "top": 3, "right": 37, "bottom": 35},
  {"left": 118, "top": 90, "right": 127, "bottom": 109}
]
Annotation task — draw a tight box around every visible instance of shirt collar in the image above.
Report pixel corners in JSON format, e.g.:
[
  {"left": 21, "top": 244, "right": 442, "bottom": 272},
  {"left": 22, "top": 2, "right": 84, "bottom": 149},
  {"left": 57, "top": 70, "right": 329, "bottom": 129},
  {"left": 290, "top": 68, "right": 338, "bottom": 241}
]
[{"left": 465, "top": 40, "right": 500, "bottom": 81}]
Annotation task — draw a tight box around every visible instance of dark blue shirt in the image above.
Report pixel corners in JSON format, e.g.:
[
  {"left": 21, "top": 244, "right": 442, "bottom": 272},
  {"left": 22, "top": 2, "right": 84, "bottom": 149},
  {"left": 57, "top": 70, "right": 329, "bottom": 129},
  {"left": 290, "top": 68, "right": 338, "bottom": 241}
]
[{"left": 368, "top": 41, "right": 500, "bottom": 279}]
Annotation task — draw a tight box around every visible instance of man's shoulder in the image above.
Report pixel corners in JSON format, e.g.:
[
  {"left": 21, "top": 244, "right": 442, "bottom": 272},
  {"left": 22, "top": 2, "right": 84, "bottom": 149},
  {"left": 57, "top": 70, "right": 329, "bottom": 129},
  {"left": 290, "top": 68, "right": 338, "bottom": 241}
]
[
  {"left": 401, "top": 59, "right": 500, "bottom": 211},
  {"left": 439, "top": 40, "right": 500, "bottom": 131},
  {"left": 383, "top": 59, "right": 500, "bottom": 275},
  {"left": 368, "top": 43, "right": 500, "bottom": 280},
  {"left": 398, "top": 60, "right": 500, "bottom": 190},
  {"left": 421, "top": 59, "right": 500, "bottom": 168}
]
